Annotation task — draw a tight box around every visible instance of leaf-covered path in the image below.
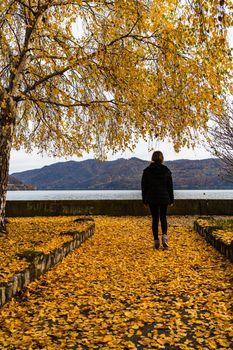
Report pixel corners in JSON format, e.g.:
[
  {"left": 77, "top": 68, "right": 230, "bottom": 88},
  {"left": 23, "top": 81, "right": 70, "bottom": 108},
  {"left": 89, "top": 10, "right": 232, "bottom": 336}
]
[{"left": 0, "top": 216, "right": 232, "bottom": 349}]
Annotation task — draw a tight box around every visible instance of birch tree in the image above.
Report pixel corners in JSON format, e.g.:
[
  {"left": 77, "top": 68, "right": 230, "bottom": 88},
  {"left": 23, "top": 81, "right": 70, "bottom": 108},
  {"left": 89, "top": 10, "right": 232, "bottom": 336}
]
[
  {"left": 0, "top": 0, "right": 232, "bottom": 232},
  {"left": 208, "top": 103, "right": 233, "bottom": 178}
]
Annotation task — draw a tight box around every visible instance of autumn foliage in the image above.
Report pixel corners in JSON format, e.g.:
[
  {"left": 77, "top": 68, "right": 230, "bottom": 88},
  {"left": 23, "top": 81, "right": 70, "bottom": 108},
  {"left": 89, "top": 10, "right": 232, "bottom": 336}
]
[
  {"left": 0, "top": 0, "right": 232, "bottom": 155},
  {"left": 0, "top": 216, "right": 232, "bottom": 349},
  {"left": 0, "top": 0, "right": 232, "bottom": 230},
  {"left": 197, "top": 217, "right": 233, "bottom": 245},
  {"left": 0, "top": 216, "right": 92, "bottom": 283}
]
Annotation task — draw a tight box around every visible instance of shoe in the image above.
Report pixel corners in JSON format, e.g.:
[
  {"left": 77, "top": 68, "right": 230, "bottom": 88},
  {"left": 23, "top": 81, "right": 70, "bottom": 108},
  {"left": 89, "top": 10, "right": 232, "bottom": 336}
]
[
  {"left": 162, "top": 235, "right": 168, "bottom": 249},
  {"left": 154, "top": 240, "right": 160, "bottom": 250}
]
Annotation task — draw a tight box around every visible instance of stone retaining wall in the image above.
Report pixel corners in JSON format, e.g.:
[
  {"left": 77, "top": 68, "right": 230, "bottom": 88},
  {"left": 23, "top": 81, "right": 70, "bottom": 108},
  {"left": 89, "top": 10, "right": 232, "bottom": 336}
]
[
  {"left": 194, "top": 221, "right": 233, "bottom": 262},
  {"left": 0, "top": 224, "right": 95, "bottom": 307},
  {"left": 6, "top": 199, "right": 233, "bottom": 216}
]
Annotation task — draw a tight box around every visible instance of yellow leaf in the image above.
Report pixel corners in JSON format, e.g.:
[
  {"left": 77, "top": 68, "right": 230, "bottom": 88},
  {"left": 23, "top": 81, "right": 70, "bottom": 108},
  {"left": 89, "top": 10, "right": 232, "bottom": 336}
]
[{"left": 102, "top": 335, "right": 113, "bottom": 343}]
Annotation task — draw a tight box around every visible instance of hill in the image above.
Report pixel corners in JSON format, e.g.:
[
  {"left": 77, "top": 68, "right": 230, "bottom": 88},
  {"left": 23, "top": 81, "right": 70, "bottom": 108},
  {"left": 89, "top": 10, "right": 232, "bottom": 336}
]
[
  {"left": 11, "top": 158, "right": 232, "bottom": 190},
  {"left": 8, "top": 175, "right": 37, "bottom": 190}
]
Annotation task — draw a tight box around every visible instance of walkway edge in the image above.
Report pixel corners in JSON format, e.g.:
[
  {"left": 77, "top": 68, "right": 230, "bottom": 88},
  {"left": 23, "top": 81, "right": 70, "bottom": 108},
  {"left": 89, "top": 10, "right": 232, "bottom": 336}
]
[
  {"left": 194, "top": 220, "right": 233, "bottom": 262},
  {"left": 0, "top": 224, "right": 95, "bottom": 308}
]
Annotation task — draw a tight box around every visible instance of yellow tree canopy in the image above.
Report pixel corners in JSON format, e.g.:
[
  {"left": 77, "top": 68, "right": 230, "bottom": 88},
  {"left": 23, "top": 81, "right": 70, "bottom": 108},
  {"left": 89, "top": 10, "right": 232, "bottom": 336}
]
[{"left": 0, "top": 0, "right": 232, "bottom": 157}]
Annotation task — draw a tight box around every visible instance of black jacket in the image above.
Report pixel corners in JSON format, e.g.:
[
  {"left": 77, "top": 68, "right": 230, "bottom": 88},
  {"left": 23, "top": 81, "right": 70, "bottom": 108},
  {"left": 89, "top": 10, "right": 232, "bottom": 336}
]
[{"left": 141, "top": 162, "right": 174, "bottom": 205}]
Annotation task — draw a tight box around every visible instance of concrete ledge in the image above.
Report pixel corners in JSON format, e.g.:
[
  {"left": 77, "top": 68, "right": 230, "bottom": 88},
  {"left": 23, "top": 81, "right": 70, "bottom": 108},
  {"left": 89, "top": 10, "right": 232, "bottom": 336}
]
[
  {"left": 6, "top": 199, "right": 233, "bottom": 216},
  {"left": 0, "top": 224, "right": 95, "bottom": 307},
  {"left": 194, "top": 220, "right": 233, "bottom": 262}
]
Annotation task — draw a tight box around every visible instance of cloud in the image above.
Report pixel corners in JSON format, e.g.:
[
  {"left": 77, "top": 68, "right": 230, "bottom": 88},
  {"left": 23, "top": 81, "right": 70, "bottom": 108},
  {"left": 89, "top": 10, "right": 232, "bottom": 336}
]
[{"left": 10, "top": 139, "right": 213, "bottom": 174}]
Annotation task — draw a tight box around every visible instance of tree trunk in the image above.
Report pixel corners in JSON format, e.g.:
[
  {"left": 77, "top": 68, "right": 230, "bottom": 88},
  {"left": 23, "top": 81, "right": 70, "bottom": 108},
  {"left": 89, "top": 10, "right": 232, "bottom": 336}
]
[{"left": 0, "top": 96, "right": 15, "bottom": 233}]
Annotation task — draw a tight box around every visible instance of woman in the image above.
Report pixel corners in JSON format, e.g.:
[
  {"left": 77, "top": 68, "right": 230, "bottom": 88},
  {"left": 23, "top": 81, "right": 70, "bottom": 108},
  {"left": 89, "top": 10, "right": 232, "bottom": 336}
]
[{"left": 141, "top": 151, "right": 174, "bottom": 249}]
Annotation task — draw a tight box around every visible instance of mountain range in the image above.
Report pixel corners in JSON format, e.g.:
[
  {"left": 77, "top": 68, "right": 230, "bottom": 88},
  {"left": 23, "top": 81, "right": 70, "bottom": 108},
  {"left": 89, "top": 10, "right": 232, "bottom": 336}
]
[
  {"left": 10, "top": 157, "right": 232, "bottom": 190},
  {"left": 8, "top": 175, "right": 36, "bottom": 190}
]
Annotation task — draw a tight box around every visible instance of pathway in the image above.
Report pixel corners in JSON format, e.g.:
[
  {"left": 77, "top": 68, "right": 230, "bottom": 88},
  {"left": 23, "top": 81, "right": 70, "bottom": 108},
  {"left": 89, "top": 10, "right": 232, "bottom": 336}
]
[{"left": 0, "top": 216, "right": 232, "bottom": 349}]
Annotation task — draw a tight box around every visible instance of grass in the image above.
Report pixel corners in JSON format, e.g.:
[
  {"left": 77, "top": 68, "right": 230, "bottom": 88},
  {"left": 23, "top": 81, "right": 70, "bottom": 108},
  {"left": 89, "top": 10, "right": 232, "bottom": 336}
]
[
  {"left": 196, "top": 217, "right": 233, "bottom": 245},
  {"left": 0, "top": 216, "right": 232, "bottom": 349},
  {"left": 0, "top": 216, "right": 93, "bottom": 284},
  {"left": 214, "top": 219, "right": 233, "bottom": 231}
]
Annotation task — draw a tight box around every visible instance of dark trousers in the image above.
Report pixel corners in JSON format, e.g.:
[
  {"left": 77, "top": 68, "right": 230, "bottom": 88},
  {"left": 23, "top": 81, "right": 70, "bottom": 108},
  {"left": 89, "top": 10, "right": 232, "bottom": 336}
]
[{"left": 149, "top": 204, "right": 168, "bottom": 240}]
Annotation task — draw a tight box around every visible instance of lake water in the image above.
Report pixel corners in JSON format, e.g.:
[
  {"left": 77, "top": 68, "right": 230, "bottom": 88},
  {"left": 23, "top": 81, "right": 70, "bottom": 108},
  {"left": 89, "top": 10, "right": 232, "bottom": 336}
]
[{"left": 6, "top": 189, "right": 233, "bottom": 201}]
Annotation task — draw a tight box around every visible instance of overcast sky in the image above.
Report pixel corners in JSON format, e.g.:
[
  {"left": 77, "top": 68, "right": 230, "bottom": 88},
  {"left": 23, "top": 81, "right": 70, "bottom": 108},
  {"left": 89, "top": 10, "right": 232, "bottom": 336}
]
[
  {"left": 10, "top": 138, "right": 213, "bottom": 174},
  {"left": 10, "top": 26, "right": 233, "bottom": 175}
]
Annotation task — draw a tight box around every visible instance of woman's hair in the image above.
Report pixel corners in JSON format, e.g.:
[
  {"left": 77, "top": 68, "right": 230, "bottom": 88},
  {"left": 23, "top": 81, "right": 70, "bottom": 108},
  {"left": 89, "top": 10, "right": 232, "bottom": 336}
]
[{"left": 151, "top": 150, "right": 164, "bottom": 163}]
